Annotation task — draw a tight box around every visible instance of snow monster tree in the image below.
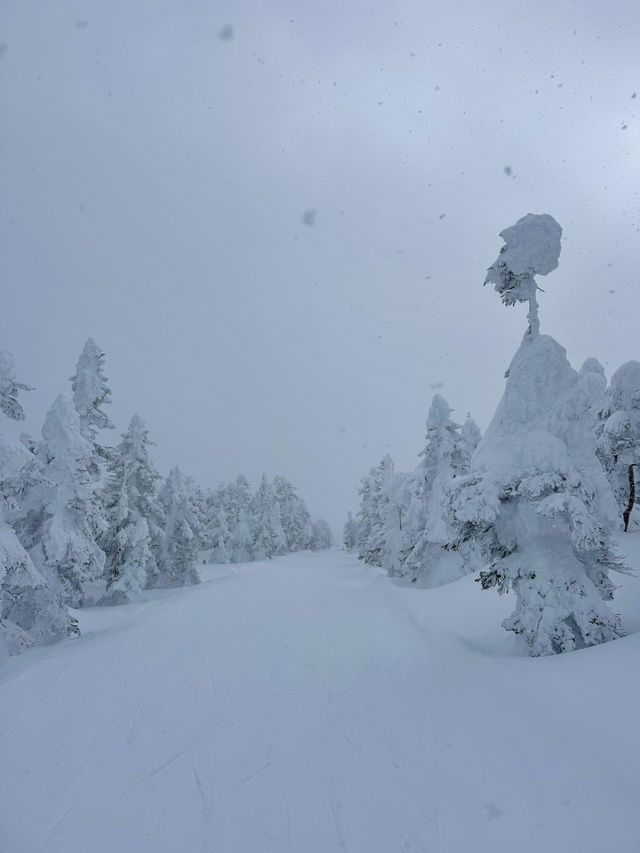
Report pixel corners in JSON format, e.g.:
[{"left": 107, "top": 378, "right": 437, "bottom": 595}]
[{"left": 448, "top": 214, "right": 624, "bottom": 655}]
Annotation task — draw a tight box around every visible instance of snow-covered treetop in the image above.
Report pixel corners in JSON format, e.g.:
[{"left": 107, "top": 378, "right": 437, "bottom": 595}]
[
  {"left": 69, "top": 338, "right": 114, "bottom": 440},
  {"left": 609, "top": 360, "right": 640, "bottom": 411},
  {"left": 578, "top": 358, "right": 605, "bottom": 379},
  {"left": 426, "top": 394, "right": 456, "bottom": 431},
  {"left": 0, "top": 350, "right": 32, "bottom": 422},
  {"left": 41, "top": 394, "right": 92, "bottom": 465},
  {"left": 473, "top": 334, "right": 574, "bottom": 480},
  {"left": 496, "top": 213, "right": 562, "bottom": 277},
  {"left": 485, "top": 213, "right": 562, "bottom": 336}
]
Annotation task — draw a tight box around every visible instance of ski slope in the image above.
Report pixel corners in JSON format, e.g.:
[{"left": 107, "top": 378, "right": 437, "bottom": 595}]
[{"left": 2, "top": 542, "right": 640, "bottom": 853}]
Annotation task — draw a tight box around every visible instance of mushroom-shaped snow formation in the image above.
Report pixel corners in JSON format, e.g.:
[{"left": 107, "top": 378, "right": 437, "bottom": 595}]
[{"left": 485, "top": 213, "right": 562, "bottom": 336}]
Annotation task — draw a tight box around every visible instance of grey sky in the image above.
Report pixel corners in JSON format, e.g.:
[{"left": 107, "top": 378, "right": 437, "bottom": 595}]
[{"left": 1, "top": 0, "right": 639, "bottom": 534}]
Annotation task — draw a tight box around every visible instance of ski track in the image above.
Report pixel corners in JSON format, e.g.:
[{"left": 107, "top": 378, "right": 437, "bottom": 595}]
[{"left": 1, "top": 548, "right": 640, "bottom": 852}]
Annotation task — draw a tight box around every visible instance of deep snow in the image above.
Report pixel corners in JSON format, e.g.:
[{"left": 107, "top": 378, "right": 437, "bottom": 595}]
[{"left": 2, "top": 539, "right": 640, "bottom": 853}]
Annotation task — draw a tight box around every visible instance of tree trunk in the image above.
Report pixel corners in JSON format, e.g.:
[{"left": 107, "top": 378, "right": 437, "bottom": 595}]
[{"left": 623, "top": 464, "right": 637, "bottom": 532}]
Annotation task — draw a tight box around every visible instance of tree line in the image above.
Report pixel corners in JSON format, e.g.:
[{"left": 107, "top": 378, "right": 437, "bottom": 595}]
[
  {"left": 345, "top": 213, "right": 640, "bottom": 656},
  {"left": 0, "top": 341, "right": 331, "bottom": 659}
]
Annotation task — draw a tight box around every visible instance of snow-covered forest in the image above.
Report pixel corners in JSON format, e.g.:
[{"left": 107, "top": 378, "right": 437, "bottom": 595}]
[
  {"left": 2, "top": 2, "right": 640, "bottom": 851},
  {"left": 0, "top": 339, "right": 331, "bottom": 660},
  {"left": 348, "top": 214, "right": 639, "bottom": 656}
]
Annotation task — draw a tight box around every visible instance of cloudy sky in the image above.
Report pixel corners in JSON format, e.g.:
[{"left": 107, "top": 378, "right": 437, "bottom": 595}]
[{"left": 1, "top": 0, "right": 639, "bottom": 533}]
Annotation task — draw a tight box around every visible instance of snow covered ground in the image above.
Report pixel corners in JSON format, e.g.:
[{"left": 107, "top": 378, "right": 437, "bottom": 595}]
[{"left": 2, "top": 537, "right": 640, "bottom": 853}]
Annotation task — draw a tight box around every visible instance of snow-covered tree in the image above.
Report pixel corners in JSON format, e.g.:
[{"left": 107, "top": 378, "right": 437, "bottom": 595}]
[
  {"left": 392, "top": 396, "right": 469, "bottom": 585},
  {"left": 374, "top": 465, "right": 412, "bottom": 577},
  {"left": 99, "top": 415, "right": 164, "bottom": 604},
  {"left": 0, "top": 350, "right": 32, "bottom": 420},
  {"left": 226, "top": 475, "right": 253, "bottom": 563},
  {"left": 310, "top": 518, "right": 332, "bottom": 550},
  {"left": 272, "top": 476, "right": 314, "bottom": 552},
  {"left": 448, "top": 214, "right": 624, "bottom": 656},
  {"left": 154, "top": 467, "right": 200, "bottom": 588},
  {"left": 0, "top": 354, "right": 75, "bottom": 658},
  {"left": 461, "top": 414, "right": 482, "bottom": 461},
  {"left": 204, "top": 485, "right": 232, "bottom": 563},
  {"left": 251, "top": 475, "right": 287, "bottom": 559},
  {"left": 598, "top": 361, "right": 640, "bottom": 531},
  {"left": 69, "top": 338, "right": 115, "bottom": 547},
  {"left": 22, "top": 396, "right": 105, "bottom": 607},
  {"left": 69, "top": 338, "right": 114, "bottom": 443},
  {"left": 343, "top": 511, "right": 359, "bottom": 551},
  {"left": 356, "top": 455, "right": 395, "bottom": 566}
]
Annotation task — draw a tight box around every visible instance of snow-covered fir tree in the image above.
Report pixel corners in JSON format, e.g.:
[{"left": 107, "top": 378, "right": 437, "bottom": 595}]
[
  {"left": 448, "top": 213, "right": 624, "bottom": 655},
  {"left": 598, "top": 360, "right": 640, "bottom": 531},
  {"left": 204, "top": 485, "right": 232, "bottom": 563},
  {"left": 69, "top": 338, "right": 115, "bottom": 546},
  {"left": 22, "top": 395, "right": 105, "bottom": 607},
  {"left": 153, "top": 467, "right": 200, "bottom": 588},
  {"left": 355, "top": 455, "right": 395, "bottom": 566},
  {"left": 461, "top": 414, "right": 482, "bottom": 461},
  {"left": 272, "top": 475, "right": 313, "bottom": 551},
  {"left": 343, "top": 511, "right": 359, "bottom": 551},
  {"left": 251, "top": 475, "right": 287, "bottom": 560},
  {"left": 99, "top": 415, "right": 164, "bottom": 604},
  {"left": 389, "top": 396, "right": 470, "bottom": 585},
  {"left": 310, "top": 518, "right": 332, "bottom": 550},
  {"left": 69, "top": 338, "right": 115, "bottom": 444},
  {"left": 0, "top": 353, "right": 75, "bottom": 658},
  {"left": 226, "top": 475, "right": 254, "bottom": 563}
]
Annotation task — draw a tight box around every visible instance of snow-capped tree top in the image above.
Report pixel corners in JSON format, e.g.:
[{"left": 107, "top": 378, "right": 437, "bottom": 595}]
[
  {"left": 578, "top": 357, "right": 605, "bottom": 379},
  {"left": 426, "top": 394, "right": 457, "bottom": 430},
  {"left": 41, "top": 395, "right": 92, "bottom": 464},
  {"left": 69, "top": 338, "right": 114, "bottom": 440},
  {"left": 461, "top": 414, "right": 482, "bottom": 455},
  {"left": 485, "top": 213, "right": 562, "bottom": 337},
  {"left": 577, "top": 370, "right": 607, "bottom": 420},
  {"left": 473, "top": 334, "right": 575, "bottom": 480},
  {"left": 0, "top": 350, "right": 32, "bottom": 422},
  {"left": 124, "top": 413, "right": 155, "bottom": 461},
  {"left": 609, "top": 360, "right": 640, "bottom": 411},
  {"left": 497, "top": 213, "right": 562, "bottom": 277}
]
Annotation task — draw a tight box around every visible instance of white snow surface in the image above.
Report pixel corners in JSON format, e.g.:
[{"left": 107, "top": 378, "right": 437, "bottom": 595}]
[
  {"left": 2, "top": 543, "right": 640, "bottom": 852},
  {"left": 498, "top": 213, "right": 562, "bottom": 277}
]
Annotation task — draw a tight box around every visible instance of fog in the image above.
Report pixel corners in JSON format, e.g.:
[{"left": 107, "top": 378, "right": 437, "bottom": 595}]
[{"left": 2, "top": 0, "right": 639, "bottom": 534}]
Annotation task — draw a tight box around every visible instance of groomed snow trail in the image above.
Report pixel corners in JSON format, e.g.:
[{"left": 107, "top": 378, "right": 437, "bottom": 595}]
[{"left": 2, "top": 549, "right": 640, "bottom": 852}]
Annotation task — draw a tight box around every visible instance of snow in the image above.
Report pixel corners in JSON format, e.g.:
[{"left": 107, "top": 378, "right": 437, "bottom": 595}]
[
  {"left": 497, "top": 213, "right": 562, "bottom": 277},
  {"left": 2, "top": 543, "right": 640, "bottom": 852}
]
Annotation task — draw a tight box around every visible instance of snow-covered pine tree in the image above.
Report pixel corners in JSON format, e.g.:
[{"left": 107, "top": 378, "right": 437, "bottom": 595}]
[
  {"left": 448, "top": 213, "right": 624, "bottom": 655},
  {"left": 356, "top": 455, "right": 395, "bottom": 566},
  {"left": 461, "top": 414, "right": 482, "bottom": 461},
  {"left": 343, "top": 511, "right": 359, "bottom": 551},
  {"left": 310, "top": 518, "right": 332, "bottom": 550},
  {"left": 70, "top": 338, "right": 115, "bottom": 444},
  {"left": 272, "top": 475, "right": 313, "bottom": 552},
  {"left": 24, "top": 395, "right": 105, "bottom": 607},
  {"left": 69, "top": 338, "right": 115, "bottom": 545},
  {"left": 0, "top": 353, "right": 75, "bottom": 658},
  {"left": 378, "top": 467, "right": 412, "bottom": 577},
  {"left": 577, "top": 358, "right": 608, "bottom": 441},
  {"left": 185, "top": 476, "right": 209, "bottom": 554},
  {"left": 154, "top": 467, "right": 200, "bottom": 588},
  {"left": 598, "top": 361, "right": 640, "bottom": 531},
  {"left": 226, "top": 475, "right": 253, "bottom": 563},
  {"left": 204, "top": 485, "right": 232, "bottom": 563},
  {"left": 251, "top": 475, "right": 286, "bottom": 560},
  {"left": 99, "top": 415, "right": 164, "bottom": 604},
  {"left": 393, "top": 395, "right": 469, "bottom": 585}
]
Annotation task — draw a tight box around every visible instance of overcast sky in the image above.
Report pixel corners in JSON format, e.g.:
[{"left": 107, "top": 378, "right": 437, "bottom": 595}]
[{"left": 1, "top": 0, "right": 639, "bottom": 534}]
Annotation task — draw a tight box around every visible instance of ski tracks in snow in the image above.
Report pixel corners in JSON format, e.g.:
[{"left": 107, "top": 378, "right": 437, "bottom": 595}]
[{"left": 2, "top": 551, "right": 640, "bottom": 852}]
